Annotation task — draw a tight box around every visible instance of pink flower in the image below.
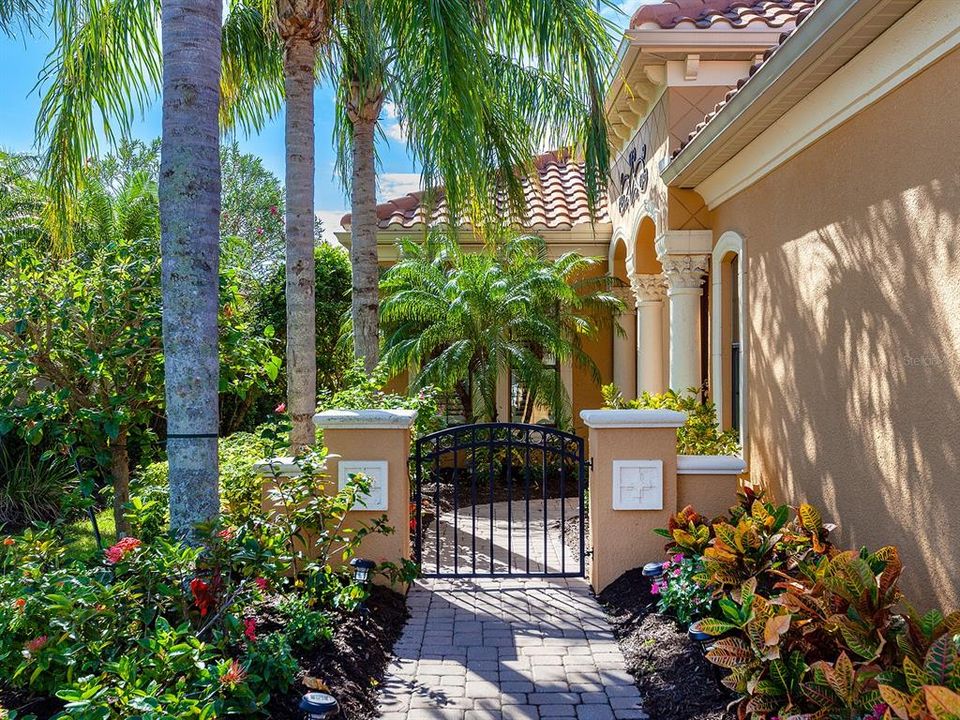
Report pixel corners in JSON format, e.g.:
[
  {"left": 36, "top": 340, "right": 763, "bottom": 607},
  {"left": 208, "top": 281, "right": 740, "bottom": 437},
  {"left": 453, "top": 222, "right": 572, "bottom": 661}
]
[
  {"left": 275, "top": 402, "right": 286, "bottom": 414},
  {"left": 269, "top": 205, "right": 278, "bottom": 215},
  {"left": 650, "top": 582, "right": 663, "bottom": 595},
  {"left": 244, "top": 617, "right": 257, "bottom": 643},
  {"left": 672, "top": 568, "right": 681, "bottom": 577},
  {"left": 104, "top": 537, "right": 141, "bottom": 564},
  {"left": 220, "top": 659, "right": 247, "bottom": 688},
  {"left": 256, "top": 227, "right": 264, "bottom": 235},
  {"left": 254, "top": 577, "right": 269, "bottom": 592},
  {"left": 218, "top": 528, "right": 233, "bottom": 540},
  {"left": 672, "top": 553, "right": 684, "bottom": 564},
  {"left": 23, "top": 635, "right": 48, "bottom": 658},
  {"left": 661, "top": 561, "right": 670, "bottom": 570}
]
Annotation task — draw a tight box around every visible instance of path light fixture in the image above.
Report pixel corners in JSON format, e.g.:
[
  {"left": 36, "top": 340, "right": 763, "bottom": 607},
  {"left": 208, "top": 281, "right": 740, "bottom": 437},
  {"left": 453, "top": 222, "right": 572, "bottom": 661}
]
[
  {"left": 350, "top": 557, "right": 376, "bottom": 587},
  {"left": 300, "top": 692, "right": 339, "bottom": 719},
  {"left": 642, "top": 561, "right": 664, "bottom": 578}
]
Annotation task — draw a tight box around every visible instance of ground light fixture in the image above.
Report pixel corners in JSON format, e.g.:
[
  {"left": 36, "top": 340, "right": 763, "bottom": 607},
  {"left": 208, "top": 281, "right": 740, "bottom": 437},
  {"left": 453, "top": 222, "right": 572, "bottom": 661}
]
[
  {"left": 350, "top": 557, "right": 376, "bottom": 586},
  {"left": 300, "top": 692, "right": 339, "bottom": 719},
  {"left": 641, "top": 561, "right": 664, "bottom": 578}
]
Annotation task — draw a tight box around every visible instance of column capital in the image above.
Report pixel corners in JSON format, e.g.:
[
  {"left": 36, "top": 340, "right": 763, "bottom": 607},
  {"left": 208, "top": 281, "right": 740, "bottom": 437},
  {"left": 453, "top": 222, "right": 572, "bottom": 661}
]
[
  {"left": 611, "top": 286, "right": 638, "bottom": 312},
  {"left": 661, "top": 254, "right": 710, "bottom": 293},
  {"left": 629, "top": 273, "right": 667, "bottom": 306}
]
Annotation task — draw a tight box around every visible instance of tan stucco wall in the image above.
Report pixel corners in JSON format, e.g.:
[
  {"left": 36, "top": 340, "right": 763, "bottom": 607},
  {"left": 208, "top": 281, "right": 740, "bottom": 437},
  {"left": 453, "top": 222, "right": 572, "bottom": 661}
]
[
  {"left": 711, "top": 48, "right": 960, "bottom": 608},
  {"left": 677, "top": 473, "right": 739, "bottom": 521}
]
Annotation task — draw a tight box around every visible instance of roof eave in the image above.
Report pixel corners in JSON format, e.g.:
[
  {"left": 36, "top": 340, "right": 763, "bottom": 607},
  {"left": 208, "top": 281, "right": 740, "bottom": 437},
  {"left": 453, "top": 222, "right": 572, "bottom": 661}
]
[{"left": 662, "top": 0, "right": 921, "bottom": 189}]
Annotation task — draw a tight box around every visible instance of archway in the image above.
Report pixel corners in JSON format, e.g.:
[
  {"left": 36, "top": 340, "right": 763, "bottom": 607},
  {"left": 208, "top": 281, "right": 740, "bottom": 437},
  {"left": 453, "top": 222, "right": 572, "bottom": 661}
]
[{"left": 632, "top": 216, "right": 667, "bottom": 395}]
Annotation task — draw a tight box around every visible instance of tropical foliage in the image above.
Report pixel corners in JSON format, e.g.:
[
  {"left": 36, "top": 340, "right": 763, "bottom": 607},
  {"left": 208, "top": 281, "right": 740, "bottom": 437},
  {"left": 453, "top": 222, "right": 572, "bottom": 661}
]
[
  {"left": 380, "top": 230, "right": 621, "bottom": 427},
  {"left": 652, "top": 491, "right": 960, "bottom": 720},
  {"left": 602, "top": 384, "right": 741, "bottom": 456},
  {"left": 0, "top": 454, "right": 395, "bottom": 719}
]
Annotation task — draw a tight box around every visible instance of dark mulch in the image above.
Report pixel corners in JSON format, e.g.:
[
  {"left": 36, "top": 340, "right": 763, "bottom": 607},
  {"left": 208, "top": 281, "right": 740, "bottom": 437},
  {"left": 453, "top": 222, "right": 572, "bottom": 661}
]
[
  {"left": 598, "top": 567, "right": 735, "bottom": 720},
  {"left": 0, "top": 585, "right": 408, "bottom": 720},
  {"left": 266, "top": 584, "right": 409, "bottom": 719}
]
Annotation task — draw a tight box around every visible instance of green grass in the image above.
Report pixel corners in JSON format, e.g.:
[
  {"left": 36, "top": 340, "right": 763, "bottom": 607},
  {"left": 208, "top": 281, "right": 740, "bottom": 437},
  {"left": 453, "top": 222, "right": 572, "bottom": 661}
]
[{"left": 64, "top": 508, "right": 116, "bottom": 561}]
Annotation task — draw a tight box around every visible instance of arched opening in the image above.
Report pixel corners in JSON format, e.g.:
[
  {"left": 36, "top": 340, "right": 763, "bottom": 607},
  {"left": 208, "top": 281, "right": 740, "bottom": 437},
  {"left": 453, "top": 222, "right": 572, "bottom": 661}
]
[
  {"left": 631, "top": 217, "right": 666, "bottom": 395},
  {"left": 608, "top": 236, "right": 635, "bottom": 399},
  {"left": 711, "top": 232, "right": 746, "bottom": 455}
]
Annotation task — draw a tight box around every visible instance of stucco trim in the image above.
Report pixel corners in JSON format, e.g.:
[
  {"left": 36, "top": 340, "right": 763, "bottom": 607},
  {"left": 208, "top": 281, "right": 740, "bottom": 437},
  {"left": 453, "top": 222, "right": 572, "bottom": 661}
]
[
  {"left": 711, "top": 231, "right": 748, "bottom": 458},
  {"left": 676, "top": 455, "right": 747, "bottom": 475},
  {"left": 314, "top": 409, "right": 418, "bottom": 430},
  {"left": 580, "top": 409, "right": 687, "bottom": 428},
  {"left": 693, "top": 0, "right": 960, "bottom": 207}
]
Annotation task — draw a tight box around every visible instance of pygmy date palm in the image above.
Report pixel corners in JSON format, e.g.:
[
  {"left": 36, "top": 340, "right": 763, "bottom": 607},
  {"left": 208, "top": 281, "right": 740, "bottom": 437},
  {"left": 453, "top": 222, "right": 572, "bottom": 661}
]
[{"left": 379, "top": 230, "right": 622, "bottom": 427}]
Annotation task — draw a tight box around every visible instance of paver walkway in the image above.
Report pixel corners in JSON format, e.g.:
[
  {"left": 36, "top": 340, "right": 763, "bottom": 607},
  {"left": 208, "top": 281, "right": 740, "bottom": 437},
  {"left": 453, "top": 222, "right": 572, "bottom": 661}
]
[{"left": 377, "top": 577, "right": 647, "bottom": 720}]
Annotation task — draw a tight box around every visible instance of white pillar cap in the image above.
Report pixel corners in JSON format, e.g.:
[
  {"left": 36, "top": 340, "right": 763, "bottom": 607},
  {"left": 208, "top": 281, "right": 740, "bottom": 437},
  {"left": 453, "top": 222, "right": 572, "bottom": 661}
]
[
  {"left": 314, "top": 408, "right": 418, "bottom": 430},
  {"left": 676, "top": 454, "right": 746, "bottom": 475},
  {"left": 579, "top": 408, "right": 687, "bottom": 428}
]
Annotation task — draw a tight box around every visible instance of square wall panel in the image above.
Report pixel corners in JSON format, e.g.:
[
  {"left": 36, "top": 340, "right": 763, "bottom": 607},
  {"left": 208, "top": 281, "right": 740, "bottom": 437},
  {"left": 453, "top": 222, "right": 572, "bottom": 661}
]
[
  {"left": 338, "top": 460, "right": 389, "bottom": 511},
  {"left": 612, "top": 459, "right": 664, "bottom": 510}
]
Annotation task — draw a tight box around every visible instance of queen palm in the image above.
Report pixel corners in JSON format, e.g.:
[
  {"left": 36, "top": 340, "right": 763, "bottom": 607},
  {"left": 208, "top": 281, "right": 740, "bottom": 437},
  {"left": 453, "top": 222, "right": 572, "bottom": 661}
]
[
  {"left": 380, "top": 230, "right": 622, "bottom": 427},
  {"left": 332, "top": 0, "right": 615, "bottom": 372}
]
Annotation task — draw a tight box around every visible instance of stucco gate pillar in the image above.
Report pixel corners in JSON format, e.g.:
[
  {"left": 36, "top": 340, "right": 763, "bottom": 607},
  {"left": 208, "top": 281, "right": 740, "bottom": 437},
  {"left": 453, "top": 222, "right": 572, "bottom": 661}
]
[
  {"left": 630, "top": 273, "right": 667, "bottom": 395},
  {"left": 256, "top": 409, "right": 416, "bottom": 578},
  {"left": 580, "top": 408, "right": 686, "bottom": 592},
  {"left": 657, "top": 230, "right": 713, "bottom": 392},
  {"left": 612, "top": 286, "right": 638, "bottom": 399}
]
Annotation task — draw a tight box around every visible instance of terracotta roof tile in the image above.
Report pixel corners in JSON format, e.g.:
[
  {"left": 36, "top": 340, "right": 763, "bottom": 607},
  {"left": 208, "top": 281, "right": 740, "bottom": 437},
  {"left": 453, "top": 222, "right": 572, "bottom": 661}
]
[
  {"left": 340, "top": 150, "right": 608, "bottom": 232},
  {"left": 670, "top": 2, "right": 818, "bottom": 159},
  {"left": 631, "top": 0, "right": 812, "bottom": 30}
]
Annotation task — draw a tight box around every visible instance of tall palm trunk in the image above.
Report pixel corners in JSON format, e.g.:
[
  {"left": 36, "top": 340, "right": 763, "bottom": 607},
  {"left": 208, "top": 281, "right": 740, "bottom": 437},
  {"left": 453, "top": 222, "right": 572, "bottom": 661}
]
[
  {"left": 284, "top": 36, "right": 318, "bottom": 452},
  {"left": 348, "top": 89, "right": 383, "bottom": 373},
  {"left": 159, "top": 0, "right": 222, "bottom": 536}
]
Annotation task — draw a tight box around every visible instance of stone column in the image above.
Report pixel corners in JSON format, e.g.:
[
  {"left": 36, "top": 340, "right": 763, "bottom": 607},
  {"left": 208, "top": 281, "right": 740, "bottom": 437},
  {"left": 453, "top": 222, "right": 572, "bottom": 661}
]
[
  {"left": 612, "top": 286, "right": 638, "bottom": 399},
  {"left": 661, "top": 254, "right": 709, "bottom": 392},
  {"left": 630, "top": 273, "right": 667, "bottom": 395}
]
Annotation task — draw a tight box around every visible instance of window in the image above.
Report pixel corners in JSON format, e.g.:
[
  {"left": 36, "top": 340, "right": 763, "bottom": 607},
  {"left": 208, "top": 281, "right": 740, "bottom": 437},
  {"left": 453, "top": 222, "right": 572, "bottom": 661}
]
[{"left": 711, "top": 233, "right": 746, "bottom": 455}]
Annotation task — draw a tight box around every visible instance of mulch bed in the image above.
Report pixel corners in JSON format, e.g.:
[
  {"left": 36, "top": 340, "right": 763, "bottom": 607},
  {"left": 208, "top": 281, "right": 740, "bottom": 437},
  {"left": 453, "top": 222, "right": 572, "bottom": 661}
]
[
  {"left": 598, "top": 566, "right": 735, "bottom": 720},
  {"left": 0, "top": 584, "right": 408, "bottom": 720},
  {"left": 266, "top": 583, "right": 409, "bottom": 719}
]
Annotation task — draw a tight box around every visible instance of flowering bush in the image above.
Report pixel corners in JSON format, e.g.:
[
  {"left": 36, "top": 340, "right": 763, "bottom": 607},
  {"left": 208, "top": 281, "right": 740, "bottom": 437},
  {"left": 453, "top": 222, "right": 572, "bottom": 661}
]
[{"left": 650, "top": 554, "right": 713, "bottom": 625}]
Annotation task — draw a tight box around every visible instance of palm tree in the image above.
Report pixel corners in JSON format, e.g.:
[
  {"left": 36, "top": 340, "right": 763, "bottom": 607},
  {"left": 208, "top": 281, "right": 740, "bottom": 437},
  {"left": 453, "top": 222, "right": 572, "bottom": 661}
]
[
  {"left": 333, "top": 0, "right": 615, "bottom": 373},
  {"left": 0, "top": 0, "right": 42, "bottom": 37},
  {"left": 380, "top": 230, "right": 622, "bottom": 427},
  {"left": 158, "top": 0, "right": 223, "bottom": 535}
]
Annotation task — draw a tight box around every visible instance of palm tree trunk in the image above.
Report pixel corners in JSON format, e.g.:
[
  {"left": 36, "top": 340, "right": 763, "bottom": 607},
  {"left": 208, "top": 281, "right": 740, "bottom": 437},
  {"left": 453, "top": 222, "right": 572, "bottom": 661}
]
[
  {"left": 159, "top": 0, "right": 222, "bottom": 537},
  {"left": 350, "top": 112, "right": 380, "bottom": 373},
  {"left": 284, "top": 37, "right": 318, "bottom": 452}
]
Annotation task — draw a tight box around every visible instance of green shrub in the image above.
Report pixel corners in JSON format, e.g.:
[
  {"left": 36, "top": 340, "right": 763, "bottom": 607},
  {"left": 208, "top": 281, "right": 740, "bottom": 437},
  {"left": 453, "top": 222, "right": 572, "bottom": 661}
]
[
  {"left": 602, "top": 384, "right": 740, "bottom": 456},
  {"left": 277, "top": 595, "right": 332, "bottom": 651},
  {"left": 0, "top": 439, "right": 78, "bottom": 528},
  {"left": 650, "top": 553, "right": 713, "bottom": 625}
]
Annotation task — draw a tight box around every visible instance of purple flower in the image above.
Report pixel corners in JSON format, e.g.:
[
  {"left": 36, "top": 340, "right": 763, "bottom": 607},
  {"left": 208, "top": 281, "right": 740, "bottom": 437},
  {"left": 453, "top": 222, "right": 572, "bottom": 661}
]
[
  {"left": 650, "top": 581, "right": 663, "bottom": 595},
  {"left": 672, "top": 553, "right": 684, "bottom": 564}
]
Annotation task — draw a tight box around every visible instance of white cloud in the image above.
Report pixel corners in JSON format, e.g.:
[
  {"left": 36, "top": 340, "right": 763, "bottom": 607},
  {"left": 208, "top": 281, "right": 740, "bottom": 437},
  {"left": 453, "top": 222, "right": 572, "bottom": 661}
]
[
  {"left": 382, "top": 101, "right": 408, "bottom": 144},
  {"left": 378, "top": 172, "right": 422, "bottom": 202},
  {"left": 315, "top": 209, "right": 350, "bottom": 245}
]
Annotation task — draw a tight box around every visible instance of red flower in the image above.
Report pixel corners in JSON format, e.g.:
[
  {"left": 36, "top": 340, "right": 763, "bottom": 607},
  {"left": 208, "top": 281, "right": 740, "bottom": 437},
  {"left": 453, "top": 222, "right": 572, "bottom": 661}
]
[
  {"left": 244, "top": 617, "right": 257, "bottom": 643},
  {"left": 14, "top": 598, "right": 26, "bottom": 611},
  {"left": 269, "top": 205, "right": 278, "bottom": 215},
  {"left": 220, "top": 659, "right": 247, "bottom": 688},
  {"left": 190, "top": 577, "right": 215, "bottom": 617},
  {"left": 104, "top": 537, "right": 141, "bottom": 564},
  {"left": 254, "top": 577, "right": 269, "bottom": 593},
  {"left": 23, "top": 635, "right": 48, "bottom": 658},
  {"left": 275, "top": 402, "right": 286, "bottom": 414},
  {"left": 3, "top": 537, "right": 14, "bottom": 546},
  {"left": 217, "top": 528, "right": 233, "bottom": 540}
]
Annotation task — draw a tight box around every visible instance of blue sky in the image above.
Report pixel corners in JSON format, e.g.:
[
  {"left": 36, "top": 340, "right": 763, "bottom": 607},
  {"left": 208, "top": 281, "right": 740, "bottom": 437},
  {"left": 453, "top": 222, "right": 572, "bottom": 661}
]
[{"left": 0, "top": 2, "right": 643, "bottom": 241}]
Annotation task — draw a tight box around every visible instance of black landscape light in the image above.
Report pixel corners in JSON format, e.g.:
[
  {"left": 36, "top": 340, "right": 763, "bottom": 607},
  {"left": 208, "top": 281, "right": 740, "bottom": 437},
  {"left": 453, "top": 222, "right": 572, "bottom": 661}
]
[
  {"left": 300, "top": 692, "right": 339, "bottom": 719},
  {"left": 350, "top": 557, "right": 376, "bottom": 586},
  {"left": 642, "top": 561, "right": 664, "bottom": 578}
]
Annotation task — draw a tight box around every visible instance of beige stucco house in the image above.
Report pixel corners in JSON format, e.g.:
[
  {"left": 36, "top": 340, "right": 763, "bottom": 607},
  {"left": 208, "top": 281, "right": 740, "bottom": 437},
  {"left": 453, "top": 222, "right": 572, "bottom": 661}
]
[{"left": 338, "top": 0, "right": 960, "bottom": 608}]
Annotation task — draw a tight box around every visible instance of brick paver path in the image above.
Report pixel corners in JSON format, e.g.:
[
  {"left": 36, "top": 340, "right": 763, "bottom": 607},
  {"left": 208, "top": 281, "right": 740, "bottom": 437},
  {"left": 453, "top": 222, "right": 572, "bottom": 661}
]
[{"left": 377, "top": 578, "right": 647, "bottom": 720}]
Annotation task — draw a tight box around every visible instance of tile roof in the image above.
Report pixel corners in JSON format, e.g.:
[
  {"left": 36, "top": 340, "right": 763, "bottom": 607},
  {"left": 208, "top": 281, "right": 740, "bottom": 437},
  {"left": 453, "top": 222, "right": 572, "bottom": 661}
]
[
  {"left": 631, "top": 0, "right": 812, "bottom": 30},
  {"left": 670, "top": 1, "right": 818, "bottom": 159},
  {"left": 340, "top": 151, "right": 608, "bottom": 232}
]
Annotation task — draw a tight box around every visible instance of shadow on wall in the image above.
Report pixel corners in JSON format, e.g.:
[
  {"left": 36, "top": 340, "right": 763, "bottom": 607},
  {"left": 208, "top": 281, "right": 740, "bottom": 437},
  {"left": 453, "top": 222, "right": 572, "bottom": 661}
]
[{"left": 747, "top": 170, "right": 960, "bottom": 609}]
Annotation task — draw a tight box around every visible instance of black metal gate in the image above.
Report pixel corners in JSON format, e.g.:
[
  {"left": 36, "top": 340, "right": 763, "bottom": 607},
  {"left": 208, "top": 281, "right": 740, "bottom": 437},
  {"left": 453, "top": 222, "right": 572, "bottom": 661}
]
[{"left": 413, "top": 423, "right": 587, "bottom": 578}]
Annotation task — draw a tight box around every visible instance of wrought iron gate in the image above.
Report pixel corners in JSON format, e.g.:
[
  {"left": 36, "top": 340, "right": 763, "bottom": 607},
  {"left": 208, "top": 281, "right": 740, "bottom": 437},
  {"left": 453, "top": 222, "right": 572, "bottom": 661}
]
[{"left": 413, "top": 423, "right": 587, "bottom": 578}]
